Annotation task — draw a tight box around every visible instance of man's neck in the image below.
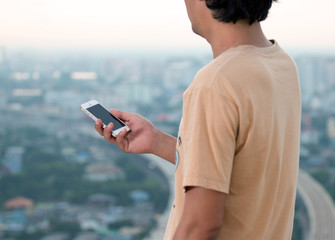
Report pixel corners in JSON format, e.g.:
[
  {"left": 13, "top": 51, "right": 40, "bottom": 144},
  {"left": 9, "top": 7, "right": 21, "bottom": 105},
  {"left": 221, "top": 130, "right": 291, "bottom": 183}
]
[{"left": 207, "top": 21, "right": 272, "bottom": 58}]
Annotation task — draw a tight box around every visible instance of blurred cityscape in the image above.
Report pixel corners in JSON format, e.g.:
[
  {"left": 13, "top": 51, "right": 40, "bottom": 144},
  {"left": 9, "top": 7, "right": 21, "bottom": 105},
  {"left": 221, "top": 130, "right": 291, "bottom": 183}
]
[{"left": 0, "top": 46, "right": 334, "bottom": 240}]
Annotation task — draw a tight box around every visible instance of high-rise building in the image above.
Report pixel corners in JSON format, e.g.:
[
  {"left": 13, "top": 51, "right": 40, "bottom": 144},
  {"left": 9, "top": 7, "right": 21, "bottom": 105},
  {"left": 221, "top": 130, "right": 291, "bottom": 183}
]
[
  {"left": 327, "top": 117, "right": 335, "bottom": 140},
  {"left": 0, "top": 46, "right": 5, "bottom": 64},
  {"left": 0, "top": 47, "right": 6, "bottom": 73},
  {"left": 295, "top": 55, "right": 332, "bottom": 105},
  {"left": 1, "top": 147, "right": 25, "bottom": 174}
]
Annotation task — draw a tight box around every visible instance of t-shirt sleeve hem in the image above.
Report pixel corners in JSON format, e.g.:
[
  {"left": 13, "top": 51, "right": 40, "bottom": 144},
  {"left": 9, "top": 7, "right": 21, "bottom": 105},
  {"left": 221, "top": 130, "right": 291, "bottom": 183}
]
[{"left": 183, "top": 176, "right": 230, "bottom": 194}]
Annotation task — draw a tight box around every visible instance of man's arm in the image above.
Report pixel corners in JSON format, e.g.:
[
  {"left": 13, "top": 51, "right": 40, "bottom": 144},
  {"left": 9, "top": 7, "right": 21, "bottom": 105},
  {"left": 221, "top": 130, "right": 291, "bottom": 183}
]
[
  {"left": 95, "top": 109, "right": 177, "bottom": 164},
  {"left": 150, "top": 128, "right": 177, "bottom": 164},
  {"left": 173, "top": 187, "right": 226, "bottom": 240}
]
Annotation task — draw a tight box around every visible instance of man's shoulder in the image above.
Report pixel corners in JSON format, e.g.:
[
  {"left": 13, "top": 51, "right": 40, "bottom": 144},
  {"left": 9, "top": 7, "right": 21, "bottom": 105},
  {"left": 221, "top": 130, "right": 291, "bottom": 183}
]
[
  {"left": 188, "top": 42, "right": 297, "bottom": 101},
  {"left": 190, "top": 51, "right": 240, "bottom": 88},
  {"left": 189, "top": 48, "right": 259, "bottom": 94}
]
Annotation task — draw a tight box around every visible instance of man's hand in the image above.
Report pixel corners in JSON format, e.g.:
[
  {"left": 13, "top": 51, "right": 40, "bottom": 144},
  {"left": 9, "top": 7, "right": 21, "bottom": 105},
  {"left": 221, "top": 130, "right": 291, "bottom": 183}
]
[
  {"left": 95, "top": 110, "right": 155, "bottom": 154},
  {"left": 173, "top": 187, "right": 226, "bottom": 240},
  {"left": 95, "top": 109, "right": 177, "bottom": 164}
]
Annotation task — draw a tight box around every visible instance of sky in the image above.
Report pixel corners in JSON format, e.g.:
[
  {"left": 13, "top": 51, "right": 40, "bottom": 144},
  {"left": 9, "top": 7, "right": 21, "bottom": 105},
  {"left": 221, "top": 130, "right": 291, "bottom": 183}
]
[{"left": 0, "top": 0, "right": 335, "bottom": 52}]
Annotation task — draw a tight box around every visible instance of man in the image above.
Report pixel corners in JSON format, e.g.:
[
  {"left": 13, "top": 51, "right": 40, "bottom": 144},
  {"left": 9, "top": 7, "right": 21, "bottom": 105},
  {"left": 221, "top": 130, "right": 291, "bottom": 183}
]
[{"left": 95, "top": 0, "right": 301, "bottom": 239}]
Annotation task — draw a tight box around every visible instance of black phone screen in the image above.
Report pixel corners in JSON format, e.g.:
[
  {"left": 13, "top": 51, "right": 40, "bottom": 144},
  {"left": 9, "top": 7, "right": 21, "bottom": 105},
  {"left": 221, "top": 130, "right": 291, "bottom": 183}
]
[{"left": 87, "top": 104, "right": 124, "bottom": 130}]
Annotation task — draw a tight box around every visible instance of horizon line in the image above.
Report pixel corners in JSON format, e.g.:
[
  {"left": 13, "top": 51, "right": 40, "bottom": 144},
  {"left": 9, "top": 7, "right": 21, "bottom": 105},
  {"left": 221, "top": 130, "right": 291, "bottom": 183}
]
[{"left": 1, "top": 44, "right": 335, "bottom": 56}]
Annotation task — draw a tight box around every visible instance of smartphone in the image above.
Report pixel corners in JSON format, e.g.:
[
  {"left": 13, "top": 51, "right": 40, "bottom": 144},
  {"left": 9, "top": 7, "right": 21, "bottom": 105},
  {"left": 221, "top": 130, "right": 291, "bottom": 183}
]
[{"left": 81, "top": 100, "right": 130, "bottom": 137}]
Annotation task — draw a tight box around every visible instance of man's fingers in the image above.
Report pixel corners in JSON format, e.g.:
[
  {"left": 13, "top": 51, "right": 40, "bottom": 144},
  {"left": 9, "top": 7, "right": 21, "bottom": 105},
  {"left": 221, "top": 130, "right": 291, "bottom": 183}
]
[
  {"left": 109, "top": 109, "right": 123, "bottom": 119},
  {"left": 110, "top": 109, "right": 133, "bottom": 123},
  {"left": 115, "top": 129, "right": 129, "bottom": 152},
  {"left": 95, "top": 119, "right": 104, "bottom": 136},
  {"left": 96, "top": 116, "right": 130, "bottom": 150},
  {"left": 104, "top": 123, "right": 115, "bottom": 142}
]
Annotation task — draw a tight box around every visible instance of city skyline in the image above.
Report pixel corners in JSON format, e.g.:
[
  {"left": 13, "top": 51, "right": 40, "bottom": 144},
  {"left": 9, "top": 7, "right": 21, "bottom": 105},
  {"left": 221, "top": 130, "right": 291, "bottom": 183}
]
[
  {"left": 1, "top": 46, "right": 335, "bottom": 240},
  {"left": 0, "top": 0, "right": 335, "bottom": 52}
]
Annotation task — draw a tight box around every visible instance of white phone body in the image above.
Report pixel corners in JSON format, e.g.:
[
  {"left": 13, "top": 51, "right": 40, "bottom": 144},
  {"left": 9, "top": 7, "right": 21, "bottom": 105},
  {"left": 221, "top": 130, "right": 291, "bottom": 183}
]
[{"left": 81, "top": 100, "right": 130, "bottom": 137}]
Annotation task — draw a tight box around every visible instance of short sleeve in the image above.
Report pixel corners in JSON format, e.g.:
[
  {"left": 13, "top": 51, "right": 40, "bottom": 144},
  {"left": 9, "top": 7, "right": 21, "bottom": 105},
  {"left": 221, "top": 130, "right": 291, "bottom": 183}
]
[{"left": 181, "top": 88, "right": 239, "bottom": 194}]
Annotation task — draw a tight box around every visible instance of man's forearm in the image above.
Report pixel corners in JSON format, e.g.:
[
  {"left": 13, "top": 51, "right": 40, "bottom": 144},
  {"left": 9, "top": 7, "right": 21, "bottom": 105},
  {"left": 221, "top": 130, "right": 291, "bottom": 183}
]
[
  {"left": 151, "top": 128, "right": 177, "bottom": 165},
  {"left": 173, "top": 221, "right": 221, "bottom": 240}
]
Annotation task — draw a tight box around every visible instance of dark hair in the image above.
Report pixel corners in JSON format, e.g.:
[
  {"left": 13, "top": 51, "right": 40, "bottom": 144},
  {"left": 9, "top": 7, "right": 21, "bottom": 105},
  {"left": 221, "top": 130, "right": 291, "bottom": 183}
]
[{"left": 205, "top": 0, "right": 277, "bottom": 25}]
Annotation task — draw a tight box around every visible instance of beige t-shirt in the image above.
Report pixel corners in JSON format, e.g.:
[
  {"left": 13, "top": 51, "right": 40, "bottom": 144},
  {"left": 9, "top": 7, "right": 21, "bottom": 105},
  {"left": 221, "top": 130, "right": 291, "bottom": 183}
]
[{"left": 164, "top": 41, "right": 301, "bottom": 239}]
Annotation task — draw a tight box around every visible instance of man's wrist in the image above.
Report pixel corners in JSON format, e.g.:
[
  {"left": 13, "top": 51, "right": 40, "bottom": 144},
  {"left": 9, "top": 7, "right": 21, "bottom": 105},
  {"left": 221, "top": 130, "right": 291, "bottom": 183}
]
[
  {"left": 150, "top": 127, "right": 161, "bottom": 155},
  {"left": 150, "top": 128, "right": 177, "bottom": 164}
]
